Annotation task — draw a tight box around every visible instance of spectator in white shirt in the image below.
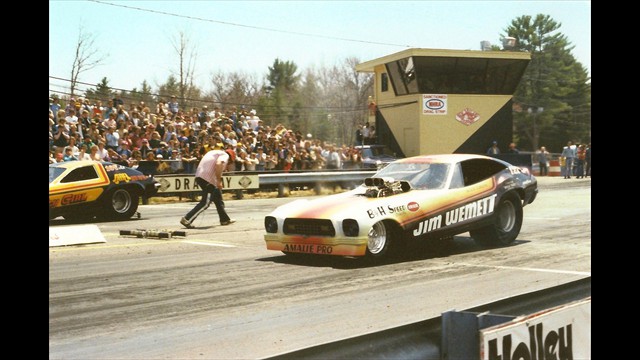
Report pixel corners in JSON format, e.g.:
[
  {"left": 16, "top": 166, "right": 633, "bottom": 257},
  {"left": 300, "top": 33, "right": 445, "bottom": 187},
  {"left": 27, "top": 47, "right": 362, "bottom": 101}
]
[
  {"left": 105, "top": 126, "right": 120, "bottom": 151},
  {"left": 244, "top": 152, "right": 259, "bottom": 171}
]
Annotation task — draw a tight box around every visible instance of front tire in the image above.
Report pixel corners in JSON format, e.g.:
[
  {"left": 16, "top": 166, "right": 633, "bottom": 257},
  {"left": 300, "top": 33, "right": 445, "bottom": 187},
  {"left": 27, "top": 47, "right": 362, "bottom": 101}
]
[
  {"left": 102, "top": 187, "right": 139, "bottom": 220},
  {"left": 470, "top": 192, "right": 523, "bottom": 247},
  {"left": 365, "top": 220, "right": 401, "bottom": 261}
]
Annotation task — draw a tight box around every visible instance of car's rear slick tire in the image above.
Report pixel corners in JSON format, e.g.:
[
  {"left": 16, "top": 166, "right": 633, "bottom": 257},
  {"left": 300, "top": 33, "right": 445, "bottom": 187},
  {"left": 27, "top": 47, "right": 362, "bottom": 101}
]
[
  {"left": 102, "top": 187, "right": 139, "bottom": 220},
  {"left": 470, "top": 192, "right": 522, "bottom": 247}
]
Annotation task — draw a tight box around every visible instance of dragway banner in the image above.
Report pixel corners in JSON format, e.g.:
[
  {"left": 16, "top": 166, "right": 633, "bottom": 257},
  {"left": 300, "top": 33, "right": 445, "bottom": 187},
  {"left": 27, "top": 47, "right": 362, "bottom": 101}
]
[{"left": 155, "top": 175, "right": 259, "bottom": 193}]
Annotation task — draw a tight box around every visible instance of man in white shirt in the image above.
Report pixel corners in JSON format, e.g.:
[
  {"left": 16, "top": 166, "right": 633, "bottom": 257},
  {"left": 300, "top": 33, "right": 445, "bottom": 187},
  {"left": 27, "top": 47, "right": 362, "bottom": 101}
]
[
  {"left": 561, "top": 141, "right": 576, "bottom": 179},
  {"left": 325, "top": 146, "right": 342, "bottom": 169},
  {"left": 247, "top": 109, "right": 261, "bottom": 131},
  {"left": 180, "top": 143, "right": 235, "bottom": 228},
  {"left": 244, "top": 152, "right": 259, "bottom": 171},
  {"left": 65, "top": 109, "right": 80, "bottom": 137},
  {"left": 105, "top": 126, "right": 120, "bottom": 151}
]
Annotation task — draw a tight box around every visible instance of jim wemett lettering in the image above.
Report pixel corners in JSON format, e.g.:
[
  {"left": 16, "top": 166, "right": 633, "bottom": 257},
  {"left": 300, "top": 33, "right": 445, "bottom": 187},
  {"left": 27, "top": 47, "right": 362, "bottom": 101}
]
[{"left": 413, "top": 194, "right": 496, "bottom": 236}]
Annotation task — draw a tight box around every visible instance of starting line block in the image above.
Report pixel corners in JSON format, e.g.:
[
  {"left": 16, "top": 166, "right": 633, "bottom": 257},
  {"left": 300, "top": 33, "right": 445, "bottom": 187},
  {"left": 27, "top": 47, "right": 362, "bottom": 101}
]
[{"left": 119, "top": 229, "right": 187, "bottom": 239}]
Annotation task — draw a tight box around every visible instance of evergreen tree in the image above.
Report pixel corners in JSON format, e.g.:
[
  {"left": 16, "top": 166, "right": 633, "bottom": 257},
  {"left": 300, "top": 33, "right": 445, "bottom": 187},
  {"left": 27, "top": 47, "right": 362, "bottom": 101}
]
[
  {"left": 267, "top": 59, "right": 300, "bottom": 92},
  {"left": 84, "top": 77, "right": 113, "bottom": 103},
  {"left": 138, "top": 80, "right": 155, "bottom": 110},
  {"left": 127, "top": 81, "right": 155, "bottom": 107},
  {"left": 506, "top": 14, "right": 591, "bottom": 152},
  {"left": 157, "top": 76, "right": 181, "bottom": 104},
  {"left": 266, "top": 59, "right": 301, "bottom": 128}
]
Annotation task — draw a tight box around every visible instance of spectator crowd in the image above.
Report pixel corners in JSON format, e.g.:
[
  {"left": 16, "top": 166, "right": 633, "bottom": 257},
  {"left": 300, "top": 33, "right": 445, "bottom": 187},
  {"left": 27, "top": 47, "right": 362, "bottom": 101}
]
[
  {"left": 50, "top": 96, "right": 590, "bottom": 178},
  {"left": 49, "top": 96, "right": 371, "bottom": 173}
]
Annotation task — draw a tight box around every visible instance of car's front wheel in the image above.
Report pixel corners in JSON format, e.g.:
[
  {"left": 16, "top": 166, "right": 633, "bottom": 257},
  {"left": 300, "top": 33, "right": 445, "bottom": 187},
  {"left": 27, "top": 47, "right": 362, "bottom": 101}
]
[
  {"left": 102, "top": 187, "right": 139, "bottom": 220},
  {"left": 365, "top": 220, "right": 401, "bottom": 261},
  {"left": 470, "top": 192, "right": 522, "bottom": 247}
]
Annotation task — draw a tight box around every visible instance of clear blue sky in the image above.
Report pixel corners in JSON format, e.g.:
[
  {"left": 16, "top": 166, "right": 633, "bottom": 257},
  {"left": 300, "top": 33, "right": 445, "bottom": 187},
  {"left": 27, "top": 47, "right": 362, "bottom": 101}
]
[{"left": 49, "top": 0, "right": 591, "bottom": 97}]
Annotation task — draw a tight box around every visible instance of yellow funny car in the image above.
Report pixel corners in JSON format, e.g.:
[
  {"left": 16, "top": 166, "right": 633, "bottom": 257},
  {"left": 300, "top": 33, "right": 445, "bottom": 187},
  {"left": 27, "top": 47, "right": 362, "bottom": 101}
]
[{"left": 49, "top": 161, "right": 160, "bottom": 222}]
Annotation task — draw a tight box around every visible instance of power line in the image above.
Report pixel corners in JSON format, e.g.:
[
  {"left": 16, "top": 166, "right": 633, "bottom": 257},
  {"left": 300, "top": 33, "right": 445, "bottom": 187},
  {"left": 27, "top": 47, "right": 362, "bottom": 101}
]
[{"left": 89, "top": 0, "right": 412, "bottom": 48}]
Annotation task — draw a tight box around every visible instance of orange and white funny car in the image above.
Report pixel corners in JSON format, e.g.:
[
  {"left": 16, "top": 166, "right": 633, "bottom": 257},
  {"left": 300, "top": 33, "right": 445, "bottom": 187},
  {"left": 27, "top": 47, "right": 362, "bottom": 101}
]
[
  {"left": 49, "top": 161, "right": 160, "bottom": 222},
  {"left": 264, "top": 154, "right": 537, "bottom": 262}
]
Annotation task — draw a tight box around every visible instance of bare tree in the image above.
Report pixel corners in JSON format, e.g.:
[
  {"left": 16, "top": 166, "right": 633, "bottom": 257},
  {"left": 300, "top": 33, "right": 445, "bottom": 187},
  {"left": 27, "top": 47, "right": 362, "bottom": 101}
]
[
  {"left": 338, "top": 57, "right": 373, "bottom": 144},
  {"left": 313, "top": 57, "right": 372, "bottom": 145},
  {"left": 170, "top": 31, "right": 198, "bottom": 109},
  {"left": 208, "top": 70, "right": 259, "bottom": 108},
  {"left": 69, "top": 26, "right": 107, "bottom": 97}
]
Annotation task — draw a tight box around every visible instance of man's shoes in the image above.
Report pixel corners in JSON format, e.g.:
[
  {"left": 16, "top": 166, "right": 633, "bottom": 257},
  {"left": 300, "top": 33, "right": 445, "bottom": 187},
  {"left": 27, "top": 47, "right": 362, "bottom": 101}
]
[
  {"left": 180, "top": 217, "right": 194, "bottom": 229},
  {"left": 221, "top": 219, "right": 236, "bottom": 226}
]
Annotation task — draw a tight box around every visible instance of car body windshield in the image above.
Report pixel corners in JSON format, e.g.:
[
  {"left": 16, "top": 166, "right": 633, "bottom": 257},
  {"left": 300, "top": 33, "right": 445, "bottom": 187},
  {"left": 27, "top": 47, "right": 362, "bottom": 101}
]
[
  {"left": 374, "top": 162, "right": 451, "bottom": 190},
  {"left": 49, "top": 166, "right": 66, "bottom": 183}
]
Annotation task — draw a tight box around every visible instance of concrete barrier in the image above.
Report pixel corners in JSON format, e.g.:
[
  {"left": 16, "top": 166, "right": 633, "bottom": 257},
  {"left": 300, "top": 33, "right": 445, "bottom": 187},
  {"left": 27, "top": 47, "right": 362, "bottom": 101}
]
[{"left": 548, "top": 159, "right": 561, "bottom": 176}]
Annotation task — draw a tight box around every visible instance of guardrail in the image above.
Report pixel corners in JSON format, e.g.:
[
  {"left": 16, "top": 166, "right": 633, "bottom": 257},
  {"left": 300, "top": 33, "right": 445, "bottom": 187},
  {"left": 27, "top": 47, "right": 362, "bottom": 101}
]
[
  {"left": 266, "top": 277, "right": 591, "bottom": 360},
  {"left": 257, "top": 170, "right": 377, "bottom": 196},
  {"left": 155, "top": 170, "right": 377, "bottom": 198},
  {"left": 149, "top": 153, "right": 555, "bottom": 199}
]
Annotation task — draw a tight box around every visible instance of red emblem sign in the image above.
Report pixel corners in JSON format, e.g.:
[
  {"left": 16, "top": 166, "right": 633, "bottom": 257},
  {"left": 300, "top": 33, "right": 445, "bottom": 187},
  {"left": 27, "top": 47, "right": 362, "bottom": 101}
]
[{"left": 455, "top": 108, "right": 480, "bottom": 125}]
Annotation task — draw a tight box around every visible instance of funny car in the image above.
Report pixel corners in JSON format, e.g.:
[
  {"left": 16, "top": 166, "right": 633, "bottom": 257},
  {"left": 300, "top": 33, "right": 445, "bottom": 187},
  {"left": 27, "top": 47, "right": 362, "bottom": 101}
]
[
  {"left": 49, "top": 160, "right": 160, "bottom": 221},
  {"left": 264, "top": 154, "right": 537, "bottom": 261}
]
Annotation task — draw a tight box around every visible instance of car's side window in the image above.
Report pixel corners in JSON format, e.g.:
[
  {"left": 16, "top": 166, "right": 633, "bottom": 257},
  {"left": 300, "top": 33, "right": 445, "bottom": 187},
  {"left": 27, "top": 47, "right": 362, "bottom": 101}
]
[
  {"left": 449, "top": 163, "right": 464, "bottom": 189},
  {"left": 460, "top": 159, "right": 507, "bottom": 186},
  {"left": 61, "top": 166, "right": 99, "bottom": 183}
]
